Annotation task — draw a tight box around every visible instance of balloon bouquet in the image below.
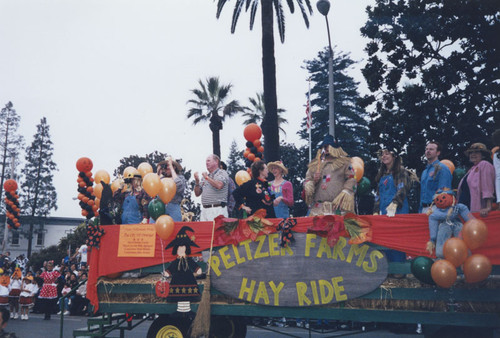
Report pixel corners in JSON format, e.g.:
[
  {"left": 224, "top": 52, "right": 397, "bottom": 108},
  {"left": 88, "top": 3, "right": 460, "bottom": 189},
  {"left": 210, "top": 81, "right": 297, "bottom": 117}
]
[
  {"left": 412, "top": 219, "right": 491, "bottom": 288},
  {"left": 3, "top": 179, "right": 20, "bottom": 229},
  {"left": 234, "top": 124, "right": 262, "bottom": 188}
]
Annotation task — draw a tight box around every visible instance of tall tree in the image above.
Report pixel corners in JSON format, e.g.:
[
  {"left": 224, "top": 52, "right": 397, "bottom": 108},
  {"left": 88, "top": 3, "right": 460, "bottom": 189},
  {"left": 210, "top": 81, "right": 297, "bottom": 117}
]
[
  {"left": 225, "top": 140, "right": 245, "bottom": 179},
  {"left": 242, "top": 92, "right": 289, "bottom": 137},
  {"left": 216, "top": 0, "right": 313, "bottom": 161},
  {"left": 299, "top": 47, "right": 370, "bottom": 158},
  {"left": 187, "top": 77, "right": 246, "bottom": 157},
  {"left": 360, "top": 0, "right": 499, "bottom": 172},
  {"left": 21, "top": 117, "right": 58, "bottom": 258},
  {"left": 0, "top": 102, "right": 24, "bottom": 214}
]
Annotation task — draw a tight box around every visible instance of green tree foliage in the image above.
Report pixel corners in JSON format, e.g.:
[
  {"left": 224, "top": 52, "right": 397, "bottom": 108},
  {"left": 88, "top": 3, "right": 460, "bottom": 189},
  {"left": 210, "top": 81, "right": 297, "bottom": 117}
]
[
  {"left": 187, "top": 77, "right": 246, "bottom": 157},
  {"left": 21, "top": 117, "right": 58, "bottom": 257},
  {"left": 57, "top": 223, "right": 87, "bottom": 257},
  {"left": 216, "top": 0, "right": 313, "bottom": 162},
  {"left": 0, "top": 102, "right": 24, "bottom": 214},
  {"left": 242, "top": 92, "right": 288, "bottom": 137},
  {"left": 28, "top": 245, "right": 63, "bottom": 272},
  {"left": 225, "top": 140, "right": 245, "bottom": 180},
  {"left": 361, "top": 0, "right": 499, "bottom": 171},
  {"left": 299, "top": 48, "right": 370, "bottom": 158}
]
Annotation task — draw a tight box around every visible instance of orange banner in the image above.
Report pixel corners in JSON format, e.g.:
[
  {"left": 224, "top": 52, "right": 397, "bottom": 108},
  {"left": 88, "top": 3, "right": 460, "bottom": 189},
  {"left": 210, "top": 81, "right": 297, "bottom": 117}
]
[{"left": 117, "top": 224, "right": 156, "bottom": 257}]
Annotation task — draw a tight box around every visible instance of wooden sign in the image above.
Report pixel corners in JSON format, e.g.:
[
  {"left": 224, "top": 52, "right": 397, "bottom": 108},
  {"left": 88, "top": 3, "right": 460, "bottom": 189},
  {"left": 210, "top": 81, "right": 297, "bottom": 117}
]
[
  {"left": 117, "top": 224, "right": 156, "bottom": 257},
  {"left": 210, "top": 233, "right": 388, "bottom": 307}
]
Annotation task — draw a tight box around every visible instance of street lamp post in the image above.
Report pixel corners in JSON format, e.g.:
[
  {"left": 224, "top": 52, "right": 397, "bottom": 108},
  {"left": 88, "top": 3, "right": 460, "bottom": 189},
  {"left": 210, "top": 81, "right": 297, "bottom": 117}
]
[{"left": 316, "top": 0, "right": 335, "bottom": 139}]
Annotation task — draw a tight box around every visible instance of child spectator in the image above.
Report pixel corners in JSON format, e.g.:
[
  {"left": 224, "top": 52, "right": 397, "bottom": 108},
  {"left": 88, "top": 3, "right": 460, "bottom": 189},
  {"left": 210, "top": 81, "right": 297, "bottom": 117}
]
[{"left": 19, "top": 276, "right": 37, "bottom": 320}]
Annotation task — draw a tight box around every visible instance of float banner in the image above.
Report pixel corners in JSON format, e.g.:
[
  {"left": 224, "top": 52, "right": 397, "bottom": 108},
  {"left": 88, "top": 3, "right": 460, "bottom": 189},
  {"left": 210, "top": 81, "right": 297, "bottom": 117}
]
[
  {"left": 210, "top": 233, "right": 388, "bottom": 307},
  {"left": 117, "top": 224, "right": 156, "bottom": 257}
]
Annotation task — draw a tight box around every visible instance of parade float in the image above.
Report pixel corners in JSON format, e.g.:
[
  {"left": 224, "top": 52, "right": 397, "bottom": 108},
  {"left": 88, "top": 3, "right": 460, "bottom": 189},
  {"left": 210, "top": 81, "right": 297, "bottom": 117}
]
[{"left": 69, "top": 126, "right": 500, "bottom": 337}]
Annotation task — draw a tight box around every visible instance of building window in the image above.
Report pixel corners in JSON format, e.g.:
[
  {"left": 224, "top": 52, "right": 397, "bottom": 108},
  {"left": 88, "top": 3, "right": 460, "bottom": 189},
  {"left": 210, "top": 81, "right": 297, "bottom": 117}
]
[
  {"left": 36, "top": 232, "right": 44, "bottom": 246},
  {"left": 11, "top": 232, "right": 19, "bottom": 246}
]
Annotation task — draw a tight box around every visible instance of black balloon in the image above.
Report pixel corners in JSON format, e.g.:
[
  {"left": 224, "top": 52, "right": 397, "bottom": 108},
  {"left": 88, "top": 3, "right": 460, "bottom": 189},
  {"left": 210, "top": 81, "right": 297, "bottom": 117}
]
[
  {"left": 246, "top": 141, "right": 254, "bottom": 148},
  {"left": 250, "top": 146, "right": 257, "bottom": 153}
]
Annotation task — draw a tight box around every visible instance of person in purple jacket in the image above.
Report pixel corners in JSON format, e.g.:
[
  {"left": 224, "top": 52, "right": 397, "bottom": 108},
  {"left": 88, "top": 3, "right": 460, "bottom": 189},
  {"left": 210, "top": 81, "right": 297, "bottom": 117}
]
[{"left": 457, "top": 143, "right": 495, "bottom": 217}]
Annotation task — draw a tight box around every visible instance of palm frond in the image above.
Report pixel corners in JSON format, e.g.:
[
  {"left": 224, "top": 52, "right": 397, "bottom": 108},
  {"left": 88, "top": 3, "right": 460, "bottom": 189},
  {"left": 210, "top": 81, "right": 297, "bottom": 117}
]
[
  {"left": 249, "top": 0, "right": 259, "bottom": 30},
  {"left": 216, "top": 0, "right": 229, "bottom": 18},
  {"left": 296, "top": 0, "right": 312, "bottom": 28},
  {"left": 273, "top": 0, "right": 286, "bottom": 43},
  {"left": 286, "top": 0, "right": 294, "bottom": 13},
  {"left": 231, "top": 0, "right": 246, "bottom": 33}
]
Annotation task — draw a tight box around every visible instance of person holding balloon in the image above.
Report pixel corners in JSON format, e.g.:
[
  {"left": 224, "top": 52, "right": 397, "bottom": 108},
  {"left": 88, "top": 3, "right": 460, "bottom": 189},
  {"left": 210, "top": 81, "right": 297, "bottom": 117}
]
[
  {"left": 233, "top": 160, "right": 276, "bottom": 218},
  {"left": 457, "top": 143, "right": 495, "bottom": 217},
  {"left": 304, "top": 135, "right": 356, "bottom": 215},
  {"left": 113, "top": 168, "right": 151, "bottom": 224},
  {"left": 267, "top": 161, "right": 294, "bottom": 218},
  {"left": 157, "top": 157, "right": 186, "bottom": 222}
]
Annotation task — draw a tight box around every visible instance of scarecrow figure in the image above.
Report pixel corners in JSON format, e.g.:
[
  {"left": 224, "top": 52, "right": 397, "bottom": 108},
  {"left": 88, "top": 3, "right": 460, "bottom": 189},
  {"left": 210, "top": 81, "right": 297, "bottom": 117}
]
[
  {"left": 304, "top": 135, "right": 357, "bottom": 215},
  {"left": 164, "top": 226, "right": 202, "bottom": 313},
  {"left": 427, "top": 189, "right": 475, "bottom": 258}
]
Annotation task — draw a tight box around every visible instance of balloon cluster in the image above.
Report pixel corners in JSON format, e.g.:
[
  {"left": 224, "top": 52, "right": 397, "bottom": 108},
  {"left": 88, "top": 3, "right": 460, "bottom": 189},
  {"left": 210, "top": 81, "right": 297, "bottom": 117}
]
[
  {"left": 3, "top": 179, "right": 20, "bottom": 229},
  {"left": 86, "top": 220, "right": 105, "bottom": 248},
  {"left": 76, "top": 157, "right": 98, "bottom": 219},
  {"left": 242, "top": 124, "right": 264, "bottom": 168},
  {"left": 412, "top": 219, "right": 491, "bottom": 288}
]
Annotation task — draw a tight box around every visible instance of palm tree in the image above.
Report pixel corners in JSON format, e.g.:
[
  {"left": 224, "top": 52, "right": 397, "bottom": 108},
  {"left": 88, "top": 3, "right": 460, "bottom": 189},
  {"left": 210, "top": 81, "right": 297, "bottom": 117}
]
[
  {"left": 243, "top": 92, "right": 288, "bottom": 137},
  {"left": 216, "top": 0, "right": 313, "bottom": 161},
  {"left": 187, "top": 77, "right": 246, "bottom": 157}
]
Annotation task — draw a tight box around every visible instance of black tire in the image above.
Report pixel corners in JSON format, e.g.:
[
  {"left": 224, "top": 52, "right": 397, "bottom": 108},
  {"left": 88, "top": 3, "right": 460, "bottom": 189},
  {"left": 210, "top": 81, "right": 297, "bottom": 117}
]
[
  {"left": 210, "top": 316, "right": 247, "bottom": 338},
  {"left": 147, "top": 315, "right": 192, "bottom": 338}
]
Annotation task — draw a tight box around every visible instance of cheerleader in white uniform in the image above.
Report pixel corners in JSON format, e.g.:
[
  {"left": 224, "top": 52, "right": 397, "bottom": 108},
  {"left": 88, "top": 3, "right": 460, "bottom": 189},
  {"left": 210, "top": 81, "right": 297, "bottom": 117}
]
[{"left": 19, "top": 276, "right": 37, "bottom": 320}]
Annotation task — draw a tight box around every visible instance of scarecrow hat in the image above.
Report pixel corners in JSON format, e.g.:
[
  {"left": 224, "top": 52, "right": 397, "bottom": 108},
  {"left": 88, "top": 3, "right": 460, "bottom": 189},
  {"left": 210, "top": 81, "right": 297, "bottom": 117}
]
[
  {"left": 464, "top": 143, "right": 491, "bottom": 157},
  {"left": 158, "top": 157, "right": 183, "bottom": 173},
  {"left": 267, "top": 161, "right": 288, "bottom": 175},
  {"left": 166, "top": 226, "right": 199, "bottom": 250},
  {"left": 320, "top": 134, "right": 340, "bottom": 148}
]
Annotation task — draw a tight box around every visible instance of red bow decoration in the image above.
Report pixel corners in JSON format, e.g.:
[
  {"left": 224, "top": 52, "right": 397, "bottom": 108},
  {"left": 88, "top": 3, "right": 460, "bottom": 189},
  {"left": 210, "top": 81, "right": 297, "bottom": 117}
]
[
  {"left": 214, "top": 209, "right": 275, "bottom": 247},
  {"left": 307, "top": 214, "right": 372, "bottom": 247}
]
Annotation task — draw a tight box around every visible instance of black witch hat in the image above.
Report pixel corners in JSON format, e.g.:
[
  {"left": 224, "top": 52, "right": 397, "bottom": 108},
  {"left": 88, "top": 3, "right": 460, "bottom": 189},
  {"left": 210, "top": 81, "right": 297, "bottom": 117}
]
[{"left": 165, "top": 226, "right": 199, "bottom": 255}]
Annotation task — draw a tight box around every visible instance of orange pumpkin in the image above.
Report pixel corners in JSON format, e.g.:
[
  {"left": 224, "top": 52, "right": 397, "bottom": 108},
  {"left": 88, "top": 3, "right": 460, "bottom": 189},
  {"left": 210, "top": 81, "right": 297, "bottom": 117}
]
[
  {"left": 434, "top": 192, "right": 455, "bottom": 209},
  {"left": 76, "top": 157, "right": 93, "bottom": 172}
]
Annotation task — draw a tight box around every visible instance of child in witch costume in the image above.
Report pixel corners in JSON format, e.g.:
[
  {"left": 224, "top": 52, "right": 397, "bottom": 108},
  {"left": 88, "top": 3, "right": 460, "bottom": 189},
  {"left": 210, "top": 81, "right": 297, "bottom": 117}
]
[
  {"left": 164, "top": 226, "right": 202, "bottom": 314},
  {"left": 427, "top": 188, "right": 475, "bottom": 258}
]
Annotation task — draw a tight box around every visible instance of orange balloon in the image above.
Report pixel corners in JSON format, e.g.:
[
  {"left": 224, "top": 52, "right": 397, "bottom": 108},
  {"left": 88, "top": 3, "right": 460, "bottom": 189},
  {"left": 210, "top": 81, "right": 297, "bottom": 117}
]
[
  {"left": 93, "top": 183, "right": 103, "bottom": 199},
  {"left": 462, "top": 219, "right": 488, "bottom": 250},
  {"left": 463, "top": 254, "right": 492, "bottom": 283},
  {"left": 142, "top": 173, "right": 162, "bottom": 198},
  {"left": 158, "top": 178, "right": 177, "bottom": 204},
  {"left": 431, "top": 259, "right": 457, "bottom": 288},
  {"left": 122, "top": 166, "right": 136, "bottom": 178},
  {"left": 443, "top": 237, "right": 469, "bottom": 267},
  {"left": 253, "top": 139, "right": 261, "bottom": 148},
  {"left": 94, "top": 170, "right": 110, "bottom": 185},
  {"left": 351, "top": 156, "right": 364, "bottom": 167},
  {"left": 3, "top": 179, "right": 18, "bottom": 192},
  {"left": 235, "top": 170, "right": 251, "bottom": 186},
  {"left": 258, "top": 146, "right": 264, "bottom": 153},
  {"left": 111, "top": 178, "right": 123, "bottom": 193},
  {"left": 351, "top": 163, "right": 364, "bottom": 183},
  {"left": 94, "top": 198, "right": 100, "bottom": 208},
  {"left": 155, "top": 215, "right": 175, "bottom": 240},
  {"left": 76, "top": 157, "right": 93, "bottom": 172},
  {"left": 441, "top": 159, "right": 455, "bottom": 175},
  {"left": 137, "top": 162, "right": 153, "bottom": 178},
  {"left": 244, "top": 123, "right": 262, "bottom": 141},
  {"left": 243, "top": 150, "right": 250, "bottom": 158},
  {"left": 248, "top": 153, "right": 255, "bottom": 161}
]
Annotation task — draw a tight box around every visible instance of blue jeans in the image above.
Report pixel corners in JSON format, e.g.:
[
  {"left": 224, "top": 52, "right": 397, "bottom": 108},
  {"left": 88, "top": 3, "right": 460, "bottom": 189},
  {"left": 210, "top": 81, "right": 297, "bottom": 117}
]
[
  {"left": 165, "top": 202, "right": 182, "bottom": 222},
  {"left": 436, "top": 221, "right": 463, "bottom": 258}
]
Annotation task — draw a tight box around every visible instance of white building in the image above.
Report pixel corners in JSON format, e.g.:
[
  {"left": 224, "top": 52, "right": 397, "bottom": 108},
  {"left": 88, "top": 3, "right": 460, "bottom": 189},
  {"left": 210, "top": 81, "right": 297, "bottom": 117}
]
[{"left": 0, "top": 215, "right": 84, "bottom": 258}]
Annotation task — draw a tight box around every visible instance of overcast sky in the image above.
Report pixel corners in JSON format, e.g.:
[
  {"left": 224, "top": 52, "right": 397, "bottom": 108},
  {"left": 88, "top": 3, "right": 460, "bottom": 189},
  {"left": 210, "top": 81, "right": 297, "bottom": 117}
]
[{"left": 0, "top": 0, "right": 374, "bottom": 218}]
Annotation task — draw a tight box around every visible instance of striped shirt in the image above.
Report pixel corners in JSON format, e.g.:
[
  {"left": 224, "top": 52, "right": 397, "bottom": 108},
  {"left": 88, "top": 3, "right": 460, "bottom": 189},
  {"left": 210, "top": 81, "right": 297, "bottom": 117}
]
[{"left": 200, "top": 169, "right": 228, "bottom": 205}]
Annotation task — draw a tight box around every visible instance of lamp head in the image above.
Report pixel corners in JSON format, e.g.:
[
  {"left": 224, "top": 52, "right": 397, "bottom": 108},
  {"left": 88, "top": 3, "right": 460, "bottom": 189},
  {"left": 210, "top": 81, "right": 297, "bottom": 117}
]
[{"left": 316, "top": 0, "right": 331, "bottom": 16}]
